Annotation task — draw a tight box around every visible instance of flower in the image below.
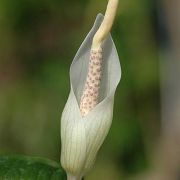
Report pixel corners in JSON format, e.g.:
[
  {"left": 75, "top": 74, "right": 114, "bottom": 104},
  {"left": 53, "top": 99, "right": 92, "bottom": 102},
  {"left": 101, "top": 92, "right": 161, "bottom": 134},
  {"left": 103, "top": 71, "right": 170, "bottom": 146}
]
[{"left": 60, "top": 14, "right": 121, "bottom": 180}]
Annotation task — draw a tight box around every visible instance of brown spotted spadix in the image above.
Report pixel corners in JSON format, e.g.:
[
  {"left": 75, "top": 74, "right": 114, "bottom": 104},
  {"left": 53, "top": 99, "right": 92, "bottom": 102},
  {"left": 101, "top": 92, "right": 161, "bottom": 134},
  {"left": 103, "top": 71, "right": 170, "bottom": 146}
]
[
  {"left": 79, "top": 48, "right": 103, "bottom": 117},
  {"left": 60, "top": 1, "right": 120, "bottom": 180}
]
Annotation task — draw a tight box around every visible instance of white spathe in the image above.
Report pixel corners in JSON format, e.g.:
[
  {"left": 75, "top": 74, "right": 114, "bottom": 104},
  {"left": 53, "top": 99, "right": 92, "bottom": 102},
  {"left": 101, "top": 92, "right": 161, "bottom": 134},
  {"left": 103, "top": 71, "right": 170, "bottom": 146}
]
[{"left": 60, "top": 14, "right": 121, "bottom": 179}]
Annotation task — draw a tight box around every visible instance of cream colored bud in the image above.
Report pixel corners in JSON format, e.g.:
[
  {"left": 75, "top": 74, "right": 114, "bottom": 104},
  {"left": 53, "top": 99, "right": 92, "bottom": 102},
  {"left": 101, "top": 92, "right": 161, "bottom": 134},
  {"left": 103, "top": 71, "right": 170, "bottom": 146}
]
[{"left": 60, "top": 14, "right": 121, "bottom": 180}]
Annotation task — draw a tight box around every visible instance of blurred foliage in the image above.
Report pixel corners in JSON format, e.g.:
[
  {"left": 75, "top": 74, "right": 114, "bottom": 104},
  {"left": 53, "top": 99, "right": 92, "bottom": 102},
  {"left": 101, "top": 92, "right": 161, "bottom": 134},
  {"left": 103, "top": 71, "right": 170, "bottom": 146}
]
[
  {"left": 0, "top": 0, "right": 160, "bottom": 179},
  {"left": 0, "top": 155, "right": 66, "bottom": 179}
]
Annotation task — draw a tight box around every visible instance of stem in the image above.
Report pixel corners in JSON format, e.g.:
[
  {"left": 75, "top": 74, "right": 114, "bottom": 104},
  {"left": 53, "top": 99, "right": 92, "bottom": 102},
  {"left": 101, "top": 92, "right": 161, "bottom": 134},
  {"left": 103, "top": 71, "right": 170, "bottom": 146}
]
[
  {"left": 92, "top": 0, "right": 119, "bottom": 50},
  {"left": 67, "top": 173, "right": 82, "bottom": 180}
]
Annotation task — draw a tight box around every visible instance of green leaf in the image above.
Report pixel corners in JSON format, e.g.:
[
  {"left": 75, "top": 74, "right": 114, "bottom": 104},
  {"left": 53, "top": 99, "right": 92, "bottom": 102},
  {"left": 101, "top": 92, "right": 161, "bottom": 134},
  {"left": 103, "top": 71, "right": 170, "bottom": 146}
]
[{"left": 0, "top": 155, "right": 66, "bottom": 179}]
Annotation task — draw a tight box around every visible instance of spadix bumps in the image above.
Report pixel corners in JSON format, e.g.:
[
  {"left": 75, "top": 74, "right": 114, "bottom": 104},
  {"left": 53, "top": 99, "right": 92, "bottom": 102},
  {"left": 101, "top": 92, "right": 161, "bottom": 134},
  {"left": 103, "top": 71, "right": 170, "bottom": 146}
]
[{"left": 80, "top": 48, "right": 103, "bottom": 117}]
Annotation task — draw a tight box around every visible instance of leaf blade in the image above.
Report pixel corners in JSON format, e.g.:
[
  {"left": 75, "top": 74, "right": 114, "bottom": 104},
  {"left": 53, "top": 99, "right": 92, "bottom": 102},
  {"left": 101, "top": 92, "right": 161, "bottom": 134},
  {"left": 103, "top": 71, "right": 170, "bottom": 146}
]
[{"left": 0, "top": 155, "right": 66, "bottom": 180}]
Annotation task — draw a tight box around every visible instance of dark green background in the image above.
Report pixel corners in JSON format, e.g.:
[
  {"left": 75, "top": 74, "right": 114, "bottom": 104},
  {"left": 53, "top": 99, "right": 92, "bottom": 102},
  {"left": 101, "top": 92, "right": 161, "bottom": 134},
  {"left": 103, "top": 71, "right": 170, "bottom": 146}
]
[{"left": 0, "top": 0, "right": 161, "bottom": 179}]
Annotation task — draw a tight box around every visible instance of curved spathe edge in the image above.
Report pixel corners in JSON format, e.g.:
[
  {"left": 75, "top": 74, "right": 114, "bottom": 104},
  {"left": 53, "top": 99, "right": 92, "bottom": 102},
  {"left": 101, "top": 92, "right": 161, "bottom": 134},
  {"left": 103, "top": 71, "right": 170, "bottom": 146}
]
[{"left": 69, "top": 13, "right": 121, "bottom": 119}]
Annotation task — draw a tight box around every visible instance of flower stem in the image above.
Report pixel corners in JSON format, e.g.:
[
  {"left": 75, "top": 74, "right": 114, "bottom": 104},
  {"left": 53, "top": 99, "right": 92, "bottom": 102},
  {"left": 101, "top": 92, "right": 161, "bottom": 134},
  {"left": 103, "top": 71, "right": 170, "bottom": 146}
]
[
  {"left": 92, "top": 0, "right": 119, "bottom": 50},
  {"left": 67, "top": 174, "right": 82, "bottom": 180}
]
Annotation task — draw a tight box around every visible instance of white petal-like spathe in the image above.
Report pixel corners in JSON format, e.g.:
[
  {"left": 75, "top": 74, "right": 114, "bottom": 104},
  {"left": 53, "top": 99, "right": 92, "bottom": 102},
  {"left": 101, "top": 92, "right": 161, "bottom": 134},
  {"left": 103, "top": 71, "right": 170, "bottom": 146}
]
[{"left": 61, "top": 14, "right": 121, "bottom": 178}]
